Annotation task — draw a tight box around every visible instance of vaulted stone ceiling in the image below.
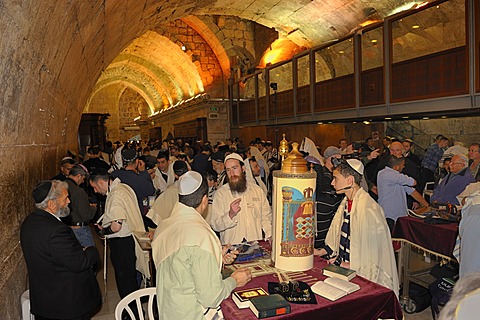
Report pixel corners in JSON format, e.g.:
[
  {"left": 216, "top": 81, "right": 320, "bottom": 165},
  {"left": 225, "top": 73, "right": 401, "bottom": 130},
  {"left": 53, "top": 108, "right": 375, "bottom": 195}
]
[
  {"left": 82, "top": 0, "right": 425, "bottom": 117},
  {"left": 0, "top": 1, "right": 462, "bottom": 316}
]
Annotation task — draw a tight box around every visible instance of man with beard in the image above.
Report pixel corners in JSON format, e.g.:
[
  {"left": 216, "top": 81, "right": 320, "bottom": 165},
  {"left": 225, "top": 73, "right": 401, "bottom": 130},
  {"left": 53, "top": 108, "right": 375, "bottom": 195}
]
[
  {"left": 210, "top": 153, "right": 272, "bottom": 244},
  {"left": 21, "top": 180, "right": 101, "bottom": 320}
]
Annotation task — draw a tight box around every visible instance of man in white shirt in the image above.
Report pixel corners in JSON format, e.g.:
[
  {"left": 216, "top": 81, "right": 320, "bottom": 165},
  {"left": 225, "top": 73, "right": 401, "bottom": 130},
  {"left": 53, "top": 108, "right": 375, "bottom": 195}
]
[{"left": 210, "top": 153, "right": 272, "bottom": 244}]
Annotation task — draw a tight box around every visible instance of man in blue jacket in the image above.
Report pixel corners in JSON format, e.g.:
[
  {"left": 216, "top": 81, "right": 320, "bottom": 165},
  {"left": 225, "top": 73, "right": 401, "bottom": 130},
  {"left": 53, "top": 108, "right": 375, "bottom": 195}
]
[{"left": 431, "top": 154, "right": 475, "bottom": 205}]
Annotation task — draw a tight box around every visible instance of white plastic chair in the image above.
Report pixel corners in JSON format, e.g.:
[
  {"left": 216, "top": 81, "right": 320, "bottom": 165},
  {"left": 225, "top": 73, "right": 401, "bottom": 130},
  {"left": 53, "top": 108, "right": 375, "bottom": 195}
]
[
  {"left": 114, "top": 287, "right": 157, "bottom": 320},
  {"left": 423, "top": 181, "right": 435, "bottom": 199}
]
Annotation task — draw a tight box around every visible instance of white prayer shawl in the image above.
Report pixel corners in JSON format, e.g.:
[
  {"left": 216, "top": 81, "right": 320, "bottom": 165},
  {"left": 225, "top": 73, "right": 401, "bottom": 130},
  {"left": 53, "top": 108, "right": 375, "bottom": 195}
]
[
  {"left": 146, "top": 182, "right": 179, "bottom": 225},
  {"left": 152, "top": 202, "right": 222, "bottom": 269},
  {"left": 153, "top": 163, "right": 175, "bottom": 193},
  {"left": 458, "top": 190, "right": 480, "bottom": 277},
  {"left": 457, "top": 182, "right": 480, "bottom": 205},
  {"left": 325, "top": 188, "right": 399, "bottom": 296},
  {"left": 300, "top": 137, "right": 325, "bottom": 166},
  {"left": 103, "top": 178, "right": 150, "bottom": 278},
  {"left": 113, "top": 145, "right": 124, "bottom": 168}
]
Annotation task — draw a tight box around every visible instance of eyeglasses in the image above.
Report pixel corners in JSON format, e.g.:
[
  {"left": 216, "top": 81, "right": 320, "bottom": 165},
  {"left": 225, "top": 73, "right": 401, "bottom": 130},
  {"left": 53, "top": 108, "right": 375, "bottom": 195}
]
[
  {"left": 451, "top": 162, "right": 465, "bottom": 166},
  {"left": 469, "top": 149, "right": 479, "bottom": 152}
]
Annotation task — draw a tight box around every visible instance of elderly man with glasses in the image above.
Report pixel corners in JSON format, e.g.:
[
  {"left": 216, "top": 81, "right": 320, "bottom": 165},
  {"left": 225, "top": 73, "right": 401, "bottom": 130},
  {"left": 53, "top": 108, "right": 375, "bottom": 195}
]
[{"left": 431, "top": 154, "right": 475, "bottom": 205}]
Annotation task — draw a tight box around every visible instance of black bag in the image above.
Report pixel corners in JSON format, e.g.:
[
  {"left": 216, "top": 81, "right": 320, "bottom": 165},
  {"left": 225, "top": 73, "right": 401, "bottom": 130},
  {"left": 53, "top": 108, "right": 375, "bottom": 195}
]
[
  {"left": 401, "top": 283, "right": 432, "bottom": 313},
  {"left": 429, "top": 277, "right": 456, "bottom": 318}
]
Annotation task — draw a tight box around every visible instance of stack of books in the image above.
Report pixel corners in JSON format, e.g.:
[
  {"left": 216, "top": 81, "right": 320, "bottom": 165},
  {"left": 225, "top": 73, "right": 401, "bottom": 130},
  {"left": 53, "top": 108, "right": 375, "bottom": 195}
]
[
  {"left": 232, "top": 287, "right": 269, "bottom": 309},
  {"left": 232, "top": 288, "right": 291, "bottom": 318},
  {"left": 322, "top": 264, "right": 356, "bottom": 281}
]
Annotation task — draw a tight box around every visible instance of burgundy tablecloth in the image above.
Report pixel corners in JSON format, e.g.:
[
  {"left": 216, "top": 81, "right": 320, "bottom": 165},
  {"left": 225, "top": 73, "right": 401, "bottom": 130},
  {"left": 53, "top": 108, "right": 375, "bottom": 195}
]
[
  {"left": 222, "top": 256, "right": 403, "bottom": 320},
  {"left": 392, "top": 216, "right": 458, "bottom": 258}
]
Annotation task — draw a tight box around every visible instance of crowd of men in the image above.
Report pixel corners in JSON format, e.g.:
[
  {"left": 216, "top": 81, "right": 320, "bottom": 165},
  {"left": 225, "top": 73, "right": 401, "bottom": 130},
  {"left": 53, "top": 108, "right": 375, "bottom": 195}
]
[{"left": 20, "top": 134, "right": 480, "bottom": 319}]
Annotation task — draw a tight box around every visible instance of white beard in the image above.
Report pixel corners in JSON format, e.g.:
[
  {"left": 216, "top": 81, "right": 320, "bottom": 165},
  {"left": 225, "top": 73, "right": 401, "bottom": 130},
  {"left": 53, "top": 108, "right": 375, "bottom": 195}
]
[{"left": 55, "top": 206, "right": 71, "bottom": 218}]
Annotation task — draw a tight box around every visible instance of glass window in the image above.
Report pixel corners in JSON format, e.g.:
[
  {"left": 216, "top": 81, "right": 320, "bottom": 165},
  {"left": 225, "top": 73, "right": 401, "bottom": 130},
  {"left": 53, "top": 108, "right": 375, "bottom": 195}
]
[
  {"left": 297, "top": 54, "right": 310, "bottom": 87},
  {"left": 361, "top": 27, "right": 383, "bottom": 70},
  {"left": 315, "top": 37, "right": 354, "bottom": 81},
  {"left": 242, "top": 76, "right": 256, "bottom": 99},
  {"left": 391, "top": 0, "right": 465, "bottom": 63},
  {"left": 268, "top": 62, "right": 293, "bottom": 93}
]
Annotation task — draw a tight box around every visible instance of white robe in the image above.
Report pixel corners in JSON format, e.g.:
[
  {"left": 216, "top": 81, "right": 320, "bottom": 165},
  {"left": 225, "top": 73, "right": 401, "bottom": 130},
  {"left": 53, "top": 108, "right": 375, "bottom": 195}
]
[
  {"left": 153, "top": 163, "right": 175, "bottom": 193},
  {"left": 210, "top": 182, "right": 272, "bottom": 245},
  {"left": 152, "top": 202, "right": 234, "bottom": 319},
  {"left": 103, "top": 178, "right": 150, "bottom": 278},
  {"left": 147, "top": 182, "right": 179, "bottom": 225},
  {"left": 325, "top": 188, "right": 399, "bottom": 296}
]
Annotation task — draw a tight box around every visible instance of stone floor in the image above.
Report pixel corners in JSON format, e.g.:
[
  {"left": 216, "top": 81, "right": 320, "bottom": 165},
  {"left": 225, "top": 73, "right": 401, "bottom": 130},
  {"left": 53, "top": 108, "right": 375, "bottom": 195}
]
[{"left": 91, "top": 238, "right": 440, "bottom": 320}]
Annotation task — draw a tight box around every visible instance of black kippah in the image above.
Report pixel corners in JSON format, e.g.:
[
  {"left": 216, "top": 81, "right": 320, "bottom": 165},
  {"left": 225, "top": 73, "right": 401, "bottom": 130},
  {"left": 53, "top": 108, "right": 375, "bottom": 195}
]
[{"left": 32, "top": 180, "right": 52, "bottom": 203}]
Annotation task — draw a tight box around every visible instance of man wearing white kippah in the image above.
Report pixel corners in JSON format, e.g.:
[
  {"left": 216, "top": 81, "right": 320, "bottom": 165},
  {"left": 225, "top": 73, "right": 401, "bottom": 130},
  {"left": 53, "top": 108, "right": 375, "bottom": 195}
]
[
  {"left": 152, "top": 171, "right": 251, "bottom": 319},
  {"left": 315, "top": 158, "right": 399, "bottom": 297},
  {"left": 210, "top": 153, "right": 272, "bottom": 244}
]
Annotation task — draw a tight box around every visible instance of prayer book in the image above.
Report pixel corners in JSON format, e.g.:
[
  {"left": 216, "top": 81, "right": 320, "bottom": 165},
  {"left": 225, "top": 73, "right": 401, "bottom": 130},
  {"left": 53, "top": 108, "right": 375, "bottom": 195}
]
[
  {"left": 232, "top": 287, "right": 269, "bottom": 309},
  {"left": 249, "top": 294, "right": 291, "bottom": 319},
  {"left": 322, "top": 264, "right": 356, "bottom": 281},
  {"left": 311, "top": 278, "right": 360, "bottom": 301},
  {"left": 133, "top": 231, "right": 150, "bottom": 242}
]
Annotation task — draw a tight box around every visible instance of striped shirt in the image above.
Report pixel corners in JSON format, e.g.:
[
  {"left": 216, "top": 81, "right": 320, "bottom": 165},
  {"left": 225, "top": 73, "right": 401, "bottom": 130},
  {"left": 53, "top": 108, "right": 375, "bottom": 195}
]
[{"left": 335, "top": 201, "right": 351, "bottom": 265}]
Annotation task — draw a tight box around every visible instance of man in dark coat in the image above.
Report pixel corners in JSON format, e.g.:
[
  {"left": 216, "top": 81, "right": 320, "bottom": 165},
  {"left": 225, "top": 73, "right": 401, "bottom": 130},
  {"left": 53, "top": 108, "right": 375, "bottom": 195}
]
[{"left": 21, "top": 180, "right": 101, "bottom": 320}]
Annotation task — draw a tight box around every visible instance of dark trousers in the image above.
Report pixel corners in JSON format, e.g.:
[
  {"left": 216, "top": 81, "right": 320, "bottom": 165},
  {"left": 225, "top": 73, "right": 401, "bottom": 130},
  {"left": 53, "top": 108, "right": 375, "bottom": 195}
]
[
  {"left": 386, "top": 218, "right": 396, "bottom": 235},
  {"left": 36, "top": 313, "right": 90, "bottom": 320},
  {"left": 109, "top": 235, "right": 139, "bottom": 299}
]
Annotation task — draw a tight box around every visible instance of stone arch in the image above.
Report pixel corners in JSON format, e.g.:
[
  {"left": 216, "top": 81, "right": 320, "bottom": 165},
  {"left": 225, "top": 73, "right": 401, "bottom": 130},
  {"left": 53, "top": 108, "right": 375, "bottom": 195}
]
[{"left": 181, "top": 15, "right": 232, "bottom": 77}]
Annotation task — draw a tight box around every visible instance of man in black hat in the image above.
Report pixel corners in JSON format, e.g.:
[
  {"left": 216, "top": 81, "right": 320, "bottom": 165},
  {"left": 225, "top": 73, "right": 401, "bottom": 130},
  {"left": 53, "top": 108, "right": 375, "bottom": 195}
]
[
  {"left": 21, "top": 180, "right": 101, "bottom": 320},
  {"left": 211, "top": 151, "right": 227, "bottom": 186},
  {"left": 191, "top": 144, "right": 213, "bottom": 173},
  {"left": 83, "top": 145, "right": 110, "bottom": 174},
  {"left": 111, "top": 148, "right": 156, "bottom": 227}
]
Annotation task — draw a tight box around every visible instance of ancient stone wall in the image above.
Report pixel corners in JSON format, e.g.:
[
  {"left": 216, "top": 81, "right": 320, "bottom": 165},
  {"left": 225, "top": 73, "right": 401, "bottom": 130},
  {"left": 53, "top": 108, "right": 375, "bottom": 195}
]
[{"left": 390, "top": 117, "right": 480, "bottom": 151}]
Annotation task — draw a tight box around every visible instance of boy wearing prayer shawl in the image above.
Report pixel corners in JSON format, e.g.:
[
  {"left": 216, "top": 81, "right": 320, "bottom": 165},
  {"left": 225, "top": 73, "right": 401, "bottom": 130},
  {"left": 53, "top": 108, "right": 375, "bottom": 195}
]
[{"left": 316, "top": 159, "right": 399, "bottom": 296}]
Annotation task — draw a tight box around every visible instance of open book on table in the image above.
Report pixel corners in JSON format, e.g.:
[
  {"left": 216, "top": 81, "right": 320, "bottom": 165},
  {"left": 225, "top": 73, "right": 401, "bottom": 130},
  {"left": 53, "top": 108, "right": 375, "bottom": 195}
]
[{"left": 311, "top": 277, "right": 360, "bottom": 301}]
